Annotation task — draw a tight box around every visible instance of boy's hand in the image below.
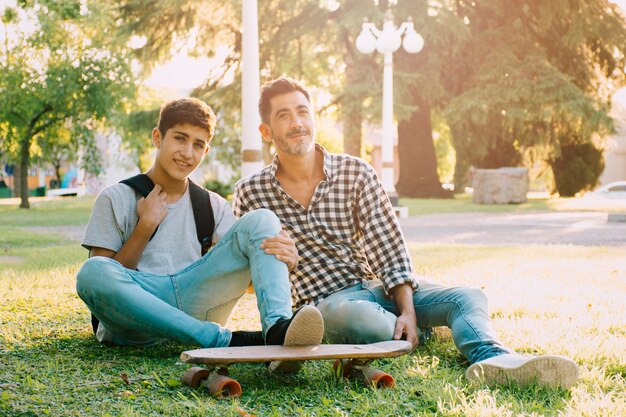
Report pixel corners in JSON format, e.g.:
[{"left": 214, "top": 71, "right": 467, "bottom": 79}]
[
  {"left": 136, "top": 184, "right": 168, "bottom": 235},
  {"left": 260, "top": 229, "right": 299, "bottom": 271}
]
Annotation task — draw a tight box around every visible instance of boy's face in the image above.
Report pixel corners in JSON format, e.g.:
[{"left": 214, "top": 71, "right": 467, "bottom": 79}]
[
  {"left": 152, "top": 123, "right": 210, "bottom": 181},
  {"left": 259, "top": 91, "right": 316, "bottom": 157}
]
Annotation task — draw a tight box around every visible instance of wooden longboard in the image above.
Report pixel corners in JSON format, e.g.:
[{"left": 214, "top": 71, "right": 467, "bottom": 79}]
[
  {"left": 180, "top": 341, "right": 412, "bottom": 399},
  {"left": 180, "top": 340, "right": 412, "bottom": 365}
]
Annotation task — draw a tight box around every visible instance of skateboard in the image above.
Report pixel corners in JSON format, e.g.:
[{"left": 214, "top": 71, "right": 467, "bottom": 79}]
[{"left": 180, "top": 340, "right": 412, "bottom": 398}]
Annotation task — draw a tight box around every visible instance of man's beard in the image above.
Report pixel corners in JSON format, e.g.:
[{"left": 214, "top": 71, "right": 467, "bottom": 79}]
[{"left": 273, "top": 128, "right": 314, "bottom": 156}]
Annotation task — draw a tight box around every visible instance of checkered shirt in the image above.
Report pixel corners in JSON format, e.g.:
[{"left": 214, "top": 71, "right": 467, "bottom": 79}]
[{"left": 233, "top": 144, "right": 417, "bottom": 307}]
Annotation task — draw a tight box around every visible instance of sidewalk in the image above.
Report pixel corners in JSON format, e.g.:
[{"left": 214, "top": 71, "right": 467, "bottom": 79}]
[
  {"left": 400, "top": 211, "right": 626, "bottom": 246},
  {"left": 20, "top": 209, "right": 626, "bottom": 247}
]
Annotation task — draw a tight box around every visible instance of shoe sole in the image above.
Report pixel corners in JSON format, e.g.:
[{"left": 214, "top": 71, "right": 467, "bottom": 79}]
[
  {"left": 269, "top": 305, "right": 324, "bottom": 373},
  {"left": 466, "top": 355, "right": 579, "bottom": 389}
]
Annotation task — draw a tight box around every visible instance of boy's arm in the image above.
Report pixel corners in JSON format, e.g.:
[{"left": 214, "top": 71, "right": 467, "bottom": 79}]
[{"left": 89, "top": 185, "right": 168, "bottom": 269}]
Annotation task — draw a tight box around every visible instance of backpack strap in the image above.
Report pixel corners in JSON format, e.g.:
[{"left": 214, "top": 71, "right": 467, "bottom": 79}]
[
  {"left": 188, "top": 179, "right": 215, "bottom": 255},
  {"left": 120, "top": 174, "right": 155, "bottom": 198},
  {"left": 119, "top": 174, "right": 215, "bottom": 254},
  {"left": 119, "top": 174, "right": 158, "bottom": 240}
]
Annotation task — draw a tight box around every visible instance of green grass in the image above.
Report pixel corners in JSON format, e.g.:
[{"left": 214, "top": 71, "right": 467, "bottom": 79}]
[
  {"left": 400, "top": 193, "right": 626, "bottom": 216},
  {"left": 0, "top": 196, "right": 94, "bottom": 226},
  {"left": 1, "top": 198, "right": 625, "bottom": 416}
]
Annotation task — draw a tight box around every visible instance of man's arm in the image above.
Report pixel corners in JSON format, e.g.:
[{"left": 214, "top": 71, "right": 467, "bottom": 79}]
[
  {"left": 89, "top": 185, "right": 168, "bottom": 269},
  {"left": 389, "top": 283, "right": 419, "bottom": 349},
  {"left": 355, "top": 164, "right": 419, "bottom": 346}
]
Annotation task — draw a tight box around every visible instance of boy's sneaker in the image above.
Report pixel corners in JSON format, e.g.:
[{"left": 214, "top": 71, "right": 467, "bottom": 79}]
[
  {"left": 266, "top": 305, "right": 324, "bottom": 373},
  {"left": 228, "top": 330, "right": 264, "bottom": 347},
  {"left": 465, "top": 353, "right": 579, "bottom": 389}
]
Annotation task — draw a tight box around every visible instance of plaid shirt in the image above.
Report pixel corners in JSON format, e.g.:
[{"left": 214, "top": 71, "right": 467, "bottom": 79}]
[{"left": 233, "top": 145, "right": 417, "bottom": 307}]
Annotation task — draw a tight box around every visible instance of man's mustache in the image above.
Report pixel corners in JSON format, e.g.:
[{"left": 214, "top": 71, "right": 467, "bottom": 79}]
[{"left": 287, "top": 128, "right": 310, "bottom": 138}]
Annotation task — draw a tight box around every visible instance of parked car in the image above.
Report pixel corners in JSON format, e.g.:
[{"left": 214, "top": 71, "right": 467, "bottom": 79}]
[{"left": 593, "top": 181, "right": 626, "bottom": 199}]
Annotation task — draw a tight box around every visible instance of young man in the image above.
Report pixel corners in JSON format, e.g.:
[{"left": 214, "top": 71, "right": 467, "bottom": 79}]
[
  {"left": 233, "top": 77, "right": 579, "bottom": 388},
  {"left": 77, "top": 97, "right": 324, "bottom": 352}
]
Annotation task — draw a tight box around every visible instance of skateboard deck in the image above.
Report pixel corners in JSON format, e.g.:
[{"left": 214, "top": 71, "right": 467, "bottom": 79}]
[{"left": 180, "top": 340, "right": 412, "bottom": 399}]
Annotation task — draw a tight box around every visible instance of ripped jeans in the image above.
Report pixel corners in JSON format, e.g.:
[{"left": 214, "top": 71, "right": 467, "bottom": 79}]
[{"left": 315, "top": 279, "right": 512, "bottom": 364}]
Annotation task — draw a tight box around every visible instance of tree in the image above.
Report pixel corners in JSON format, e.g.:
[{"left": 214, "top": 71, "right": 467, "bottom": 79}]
[
  {"left": 0, "top": 0, "right": 135, "bottom": 208},
  {"left": 391, "top": 1, "right": 467, "bottom": 197},
  {"left": 115, "top": 0, "right": 380, "bottom": 168},
  {"left": 113, "top": 0, "right": 626, "bottom": 199},
  {"left": 445, "top": 0, "right": 626, "bottom": 194}
]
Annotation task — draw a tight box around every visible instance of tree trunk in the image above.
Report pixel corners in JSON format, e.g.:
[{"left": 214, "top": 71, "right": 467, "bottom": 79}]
[
  {"left": 53, "top": 161, "right": 62, "bottom": 188},
  {"left": 396, "top": 94, "right": 452, "bottom": 198},
  {"left": 342, "top": 97, "right": 362, "bottom": 156},
  {"left": 342, "top": 36, "right": 362, "bottom": 157},
  {"left": 19, "top": 135, "right": 31, "bottom": 208},
  {"left": 12, "top": 164, "right": 20, "bottom": 198}
]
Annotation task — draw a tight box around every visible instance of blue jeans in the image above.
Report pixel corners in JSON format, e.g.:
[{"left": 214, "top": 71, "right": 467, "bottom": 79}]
[
  {"left": 76, "top": 209, "right": 293, "bottom": 348},
  {"left": 316, "top": 279, "right": 512, "bottom": 364}
]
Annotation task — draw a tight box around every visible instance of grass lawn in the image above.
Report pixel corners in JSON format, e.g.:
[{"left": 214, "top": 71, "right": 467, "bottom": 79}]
[
  {"left": 1, "top": 197, "right": 625, "bottom": 416},
  {"left": 400, "top": 193, "right": 626, "bottom": 216}
]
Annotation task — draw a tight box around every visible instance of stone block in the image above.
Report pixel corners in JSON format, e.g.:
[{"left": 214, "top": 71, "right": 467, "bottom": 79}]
[{"left": 472, "top": 167, "right": 529, "bottom": 204}]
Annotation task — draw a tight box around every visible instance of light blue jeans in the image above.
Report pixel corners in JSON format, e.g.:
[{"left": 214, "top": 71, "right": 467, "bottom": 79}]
[
  {"left": 76, "top": 209, "right": 292, "bottom": 348},
  {"left": 316, "top": 279, "right": 513, "bottom": 364}
]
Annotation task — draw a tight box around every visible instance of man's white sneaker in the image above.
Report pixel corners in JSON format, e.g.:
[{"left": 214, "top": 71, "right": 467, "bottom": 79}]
[
  {"left": 465, "top": 354, "right": 579, "bottom": 389},
  {"left": 267, "top": 305, "right": 324, "bottom": 373}
]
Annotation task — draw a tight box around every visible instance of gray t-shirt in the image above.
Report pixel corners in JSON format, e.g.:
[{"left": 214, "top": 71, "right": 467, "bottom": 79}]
[{"left": 82, "top": 183, "right": 235, "bottom": 275}]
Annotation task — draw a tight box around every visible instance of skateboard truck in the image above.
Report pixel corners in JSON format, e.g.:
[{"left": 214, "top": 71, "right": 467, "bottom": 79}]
[
  {"left": 333, "top": 359, "right": 395, "bottom": 388},
  {"left": 182, "top": 366, "right": 242, "bottom": 399}
]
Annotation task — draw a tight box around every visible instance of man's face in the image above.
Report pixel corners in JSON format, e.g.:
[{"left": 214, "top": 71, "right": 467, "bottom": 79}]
[
  {"left": 261, "top": 91, "right": 315, "bottom": 156},
  {"left": 153, "top": 123, "right": 210, "bottom": 181}
]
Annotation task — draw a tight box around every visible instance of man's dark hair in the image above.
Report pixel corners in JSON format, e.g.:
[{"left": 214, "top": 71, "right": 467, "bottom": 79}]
[
  {"left": 259, "top": 77, "right": 311, "bottom": 124},
  {"left": 157, "top": 98, "right": 216, "bottom": 142}
]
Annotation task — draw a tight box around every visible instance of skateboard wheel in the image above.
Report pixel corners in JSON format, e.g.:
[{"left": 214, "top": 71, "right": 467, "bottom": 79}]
[
  {"left": 207, "top": 374, "right": 242, "bottom": 399},
  {"left": 363, "top": 369, "right": 395, "bottom": 389},
  {"left": 182, "top": 367, "right": 211, "bottom": 388}
]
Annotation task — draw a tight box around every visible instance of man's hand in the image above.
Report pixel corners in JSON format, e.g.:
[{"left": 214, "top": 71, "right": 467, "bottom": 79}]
[
  {"left": 393, "top": 311, "right": 419, "bottom": 350},
  {"left": 136, "top": 184, "right": 168, "bottom": 236},
  {"left": 390, "top": 283, "right": 419, "bottom": 350},
  {"left": 260, "top": 229, "right": 299, "bottom": 271}
]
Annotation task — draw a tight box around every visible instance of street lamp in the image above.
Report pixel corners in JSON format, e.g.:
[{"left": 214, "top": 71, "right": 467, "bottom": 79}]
[{"left": 356, "top": 10, "right": 424, "bottom": 204}]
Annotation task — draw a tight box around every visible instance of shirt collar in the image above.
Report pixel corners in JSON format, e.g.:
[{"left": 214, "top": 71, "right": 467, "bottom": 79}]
[{"left": 269, "top": 143, "right": 334, "bottom": 182}]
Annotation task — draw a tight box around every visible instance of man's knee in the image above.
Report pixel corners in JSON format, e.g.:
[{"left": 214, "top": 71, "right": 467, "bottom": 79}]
[
  {"left": 459, "top": 287, "right": 489, "bottom": 308},
  {"left": 321, "top": 300, "right": 395, "bottom": 343}
]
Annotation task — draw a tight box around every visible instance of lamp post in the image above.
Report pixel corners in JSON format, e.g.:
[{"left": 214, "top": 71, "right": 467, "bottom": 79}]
[{"left": 356, "top": 10, "right": 424, "bottom": 204}]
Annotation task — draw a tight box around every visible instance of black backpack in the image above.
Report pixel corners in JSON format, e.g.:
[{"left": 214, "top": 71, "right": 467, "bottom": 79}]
[{"left": 90, "top": 174, "right": 216, "bottom": 335}]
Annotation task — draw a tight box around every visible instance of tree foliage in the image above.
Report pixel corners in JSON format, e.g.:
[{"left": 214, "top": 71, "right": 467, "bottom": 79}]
[
  {"left": 0, "top": 0, "right": 136, "bottom": 207},
  {"left": 111, "top": 0, "right": 626, "bottom": 197},
  {"left": 549, "top": 142, "right": 605, "bottom": 197},
  {"left": 445, "top": 0, "right": 626, "bottom": 194}
]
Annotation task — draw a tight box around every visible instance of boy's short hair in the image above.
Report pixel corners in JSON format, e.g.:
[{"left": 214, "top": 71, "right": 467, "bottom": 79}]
[
  {"left": 157, "top": 98, "right": 217, "bottom": 141},
  {"left": 259, "top": 77, "right": 311, "bottom": 124}
]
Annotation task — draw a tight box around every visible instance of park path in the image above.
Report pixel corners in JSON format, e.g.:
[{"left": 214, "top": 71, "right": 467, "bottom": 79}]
[
  {"left": 399, "top": 211, "right": 626, "bottom": 246},
  {"left": 20, "top": 210, "right": 626, "bottom": 247}
]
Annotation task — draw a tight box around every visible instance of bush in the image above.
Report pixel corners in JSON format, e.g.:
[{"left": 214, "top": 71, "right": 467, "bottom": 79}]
[
  {"left": 203, "top": 179, "right": 233, "bottom": 198},
  {"left": 549, "top": 143, "right": 604, "bottom": 197}
]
